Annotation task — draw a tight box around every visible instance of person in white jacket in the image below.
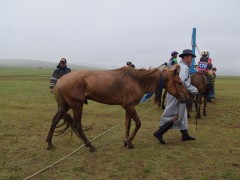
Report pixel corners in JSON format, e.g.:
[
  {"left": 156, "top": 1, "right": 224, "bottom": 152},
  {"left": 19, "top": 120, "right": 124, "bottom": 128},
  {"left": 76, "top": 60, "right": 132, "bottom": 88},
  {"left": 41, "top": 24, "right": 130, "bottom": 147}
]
[{"left": 154, "top": 49, "right": 198, "bottom": 144}]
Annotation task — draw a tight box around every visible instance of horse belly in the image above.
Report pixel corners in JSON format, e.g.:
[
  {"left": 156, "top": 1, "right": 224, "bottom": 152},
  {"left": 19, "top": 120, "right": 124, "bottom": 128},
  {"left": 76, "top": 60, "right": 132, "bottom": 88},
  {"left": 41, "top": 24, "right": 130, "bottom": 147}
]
[{"left": 85, "top": 81, "right": 142, "bottom": 105}]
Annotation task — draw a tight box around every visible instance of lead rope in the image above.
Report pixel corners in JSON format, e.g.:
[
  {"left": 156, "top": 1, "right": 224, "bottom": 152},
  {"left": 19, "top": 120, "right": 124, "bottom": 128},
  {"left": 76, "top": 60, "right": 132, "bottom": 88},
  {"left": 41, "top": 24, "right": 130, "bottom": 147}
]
[{"left": 24, "top": 106, "right": 158, "bottom": 180}]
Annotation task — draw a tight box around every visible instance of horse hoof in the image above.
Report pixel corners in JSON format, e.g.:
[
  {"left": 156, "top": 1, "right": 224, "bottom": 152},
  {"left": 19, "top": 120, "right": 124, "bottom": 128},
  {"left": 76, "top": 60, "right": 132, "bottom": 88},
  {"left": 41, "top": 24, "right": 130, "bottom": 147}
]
[
  {"left": 47, "top": 144, "right": 54, "bottom": 150},
  {"left": 203, "top": 112, "right": 207, "bottom": 116},
  {"left": 123, "top": 140, "right": 134, "bottom": 149},
  {"left": 124, "top": 139, "right": 130, "bottom": 147},
  {"left": 89, "top": 146, "right": 97, "bottom": 152},
  {"left": 127, "top": 143, "right": 134, "bottom": 149},
  {"left": 188, "top": 114, "right": 191, "bottom": 118}
]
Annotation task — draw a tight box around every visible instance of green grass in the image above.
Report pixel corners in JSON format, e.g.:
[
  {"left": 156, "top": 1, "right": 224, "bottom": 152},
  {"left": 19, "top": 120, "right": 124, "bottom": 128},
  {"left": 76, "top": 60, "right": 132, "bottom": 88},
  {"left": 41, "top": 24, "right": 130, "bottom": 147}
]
[{"left": 0, "top": 68, "right": 240, "bottom": 179}]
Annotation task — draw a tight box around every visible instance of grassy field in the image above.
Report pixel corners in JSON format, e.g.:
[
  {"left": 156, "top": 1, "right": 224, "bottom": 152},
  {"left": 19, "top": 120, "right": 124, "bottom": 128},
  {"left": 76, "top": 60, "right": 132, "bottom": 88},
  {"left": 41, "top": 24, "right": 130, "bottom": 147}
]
[{"left": 0, "top": 67, "right": 240, "bottom": 180}]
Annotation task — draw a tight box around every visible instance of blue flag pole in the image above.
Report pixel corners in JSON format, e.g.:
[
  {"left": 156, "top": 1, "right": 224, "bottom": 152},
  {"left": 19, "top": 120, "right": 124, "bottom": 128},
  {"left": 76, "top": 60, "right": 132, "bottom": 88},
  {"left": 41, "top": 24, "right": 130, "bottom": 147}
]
[{"left": 190, "top": 27, "right": 196, "bottom": 74}]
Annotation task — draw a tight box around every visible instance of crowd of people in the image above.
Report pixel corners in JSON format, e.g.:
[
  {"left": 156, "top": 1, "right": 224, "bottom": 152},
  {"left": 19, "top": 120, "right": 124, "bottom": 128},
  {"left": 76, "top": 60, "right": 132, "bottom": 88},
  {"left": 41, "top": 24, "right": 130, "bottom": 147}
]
[{"left": 167, "top": 50, "right": 217, "bottom": 102}]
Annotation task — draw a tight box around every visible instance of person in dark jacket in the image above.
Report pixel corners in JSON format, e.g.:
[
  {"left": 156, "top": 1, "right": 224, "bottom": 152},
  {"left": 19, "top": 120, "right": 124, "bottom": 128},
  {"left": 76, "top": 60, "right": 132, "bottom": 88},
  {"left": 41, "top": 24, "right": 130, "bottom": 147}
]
[{"left": 49, "top": 58, "right": 71, "bottom": 94}]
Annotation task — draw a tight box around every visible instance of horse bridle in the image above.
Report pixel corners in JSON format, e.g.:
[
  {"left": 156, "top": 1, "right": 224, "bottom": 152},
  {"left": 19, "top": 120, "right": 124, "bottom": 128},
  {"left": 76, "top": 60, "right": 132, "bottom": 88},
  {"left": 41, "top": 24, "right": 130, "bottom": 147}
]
[{"left": 159, "top": 65, "right": 181, "bottom": 97}]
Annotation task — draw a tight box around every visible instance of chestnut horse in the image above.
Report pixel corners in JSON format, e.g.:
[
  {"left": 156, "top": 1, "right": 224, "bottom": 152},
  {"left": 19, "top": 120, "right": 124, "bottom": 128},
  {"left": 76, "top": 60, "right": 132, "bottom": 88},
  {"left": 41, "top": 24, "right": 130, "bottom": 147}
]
[
  {"left": 187, "top": 72, "right": 209, "bottom": 118},
  {"left": 46, "top": 64, "right": 189, "bottom": 152}
]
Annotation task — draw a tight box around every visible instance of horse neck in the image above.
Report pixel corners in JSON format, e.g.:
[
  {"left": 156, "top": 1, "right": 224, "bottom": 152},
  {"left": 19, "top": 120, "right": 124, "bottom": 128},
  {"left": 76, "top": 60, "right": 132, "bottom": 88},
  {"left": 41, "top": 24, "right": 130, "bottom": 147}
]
[{"left": 137, "top": 69, "right": 161, "bottom": 93}]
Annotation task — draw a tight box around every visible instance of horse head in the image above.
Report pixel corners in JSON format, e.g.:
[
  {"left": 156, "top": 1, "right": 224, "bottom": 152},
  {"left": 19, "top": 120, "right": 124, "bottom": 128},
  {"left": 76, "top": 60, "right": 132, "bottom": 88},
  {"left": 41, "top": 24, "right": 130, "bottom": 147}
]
[{"left": 155, "top": 64, "right": 189, "bottom": 104}]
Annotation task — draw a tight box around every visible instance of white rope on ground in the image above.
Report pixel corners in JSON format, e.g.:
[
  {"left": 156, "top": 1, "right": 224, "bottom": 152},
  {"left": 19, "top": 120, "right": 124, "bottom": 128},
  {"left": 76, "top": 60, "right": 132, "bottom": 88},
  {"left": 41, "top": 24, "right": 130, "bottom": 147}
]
[{"left": 24, "top": 106, "right": 158, "bottom": 180}]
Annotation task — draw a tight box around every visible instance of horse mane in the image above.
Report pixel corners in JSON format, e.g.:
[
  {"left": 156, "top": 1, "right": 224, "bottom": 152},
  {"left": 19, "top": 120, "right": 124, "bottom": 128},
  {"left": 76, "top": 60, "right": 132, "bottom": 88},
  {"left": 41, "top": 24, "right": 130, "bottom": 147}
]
[{"left": 117, "top": 67, "right": 162, "bottom": 93}]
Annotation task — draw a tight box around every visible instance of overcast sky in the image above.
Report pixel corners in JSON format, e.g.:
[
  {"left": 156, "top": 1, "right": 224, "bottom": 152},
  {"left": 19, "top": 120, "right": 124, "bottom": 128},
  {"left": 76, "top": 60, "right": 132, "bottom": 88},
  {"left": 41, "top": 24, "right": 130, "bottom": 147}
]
[{"left": 1, "top": 0, "right": 240, "bottom": 75}]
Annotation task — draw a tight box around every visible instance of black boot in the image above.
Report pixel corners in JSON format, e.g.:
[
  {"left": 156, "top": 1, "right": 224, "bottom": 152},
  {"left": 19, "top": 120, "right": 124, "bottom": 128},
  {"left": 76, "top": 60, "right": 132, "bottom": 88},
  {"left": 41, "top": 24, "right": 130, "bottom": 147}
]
[
  {"left": 153, "top": 121, "right": 173, "bottom": 144},
  {"left": 180, "top": 129, "right": 196, "bottom": 141}
]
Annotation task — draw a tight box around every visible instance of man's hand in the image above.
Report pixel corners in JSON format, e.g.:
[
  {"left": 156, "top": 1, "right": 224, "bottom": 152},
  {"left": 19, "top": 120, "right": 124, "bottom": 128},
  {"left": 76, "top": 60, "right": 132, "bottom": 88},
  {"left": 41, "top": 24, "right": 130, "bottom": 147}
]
[
  {"left": 172, "top": 115, "right": 179, "bottom": 123},
  {"left": 50, "top": 89, "right": 54, "bottom": 94}
]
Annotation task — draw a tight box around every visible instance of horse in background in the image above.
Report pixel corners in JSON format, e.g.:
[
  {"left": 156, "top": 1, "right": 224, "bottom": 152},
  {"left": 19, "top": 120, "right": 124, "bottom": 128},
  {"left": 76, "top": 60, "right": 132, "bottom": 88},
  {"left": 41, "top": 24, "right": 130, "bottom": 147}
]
[
  {"left": 46, "top": 64, "right": 189, "bottom": 152},
  {"left": 187, "top": 72, "right": 209, "bottom": 118}
]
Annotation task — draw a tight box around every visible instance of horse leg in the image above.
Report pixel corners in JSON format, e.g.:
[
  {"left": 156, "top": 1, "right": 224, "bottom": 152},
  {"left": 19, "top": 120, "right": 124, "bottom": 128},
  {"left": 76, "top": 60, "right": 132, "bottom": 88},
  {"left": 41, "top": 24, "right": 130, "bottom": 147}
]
[
  {"left": 46, "top": 107, "right": 65, "bottom": 150},
  {"left": 72, "top": 102, "right": 96, "bottom": 152},
  {"left": 124, "top": 106, "right": 141, "bottom": 149},
  {"left": 197, "top": 95, "right": 202, "bottom": 118},
  {"left": 194, "top": 95, "right": 199, "bottom": 119},
  {"left": 187, "top": 95, "right": 193, "bottom": 118},
  {"left": 203, "top": 95, "right": 207, "bottom": 116},
  {"left": 124, "top": 111, "right": 132, "bottom": 147}
]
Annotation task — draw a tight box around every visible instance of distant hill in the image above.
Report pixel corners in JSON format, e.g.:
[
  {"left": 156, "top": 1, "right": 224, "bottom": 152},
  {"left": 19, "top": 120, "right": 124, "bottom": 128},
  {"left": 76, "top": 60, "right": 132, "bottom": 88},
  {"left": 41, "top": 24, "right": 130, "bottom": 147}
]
[{"left": 0, "top": 59, "right": 101, "bottom": 70}]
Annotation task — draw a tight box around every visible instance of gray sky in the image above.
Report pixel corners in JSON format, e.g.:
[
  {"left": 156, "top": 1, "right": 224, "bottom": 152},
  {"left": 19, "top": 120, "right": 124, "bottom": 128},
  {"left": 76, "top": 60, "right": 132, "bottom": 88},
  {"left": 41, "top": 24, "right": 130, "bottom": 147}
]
[{"left": 1, "top": 0, "right": 240, "bottom": 75}]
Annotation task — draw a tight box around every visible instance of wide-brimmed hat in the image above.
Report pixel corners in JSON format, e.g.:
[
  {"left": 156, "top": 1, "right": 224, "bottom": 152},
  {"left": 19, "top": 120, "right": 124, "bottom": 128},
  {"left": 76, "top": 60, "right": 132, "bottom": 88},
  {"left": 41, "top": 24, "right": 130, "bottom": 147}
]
[{"left": 179, "top": 49, "right": 196, "bottom": 58}]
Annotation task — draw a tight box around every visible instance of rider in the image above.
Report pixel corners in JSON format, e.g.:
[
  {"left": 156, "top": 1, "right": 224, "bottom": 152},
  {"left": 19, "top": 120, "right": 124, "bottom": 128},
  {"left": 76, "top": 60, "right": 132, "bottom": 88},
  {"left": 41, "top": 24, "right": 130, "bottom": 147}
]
[
  {"left": 49, "top": 58, "right": 71, "bottom": 94},
  {"left": 169, "top": 51, "right": 179, "bottom": 66},
  {"left": 198, "top": 50, "right": 213, "bottom": 73},
  {"left": 198, "top": 50, "right": 214, "bottom": 102}
]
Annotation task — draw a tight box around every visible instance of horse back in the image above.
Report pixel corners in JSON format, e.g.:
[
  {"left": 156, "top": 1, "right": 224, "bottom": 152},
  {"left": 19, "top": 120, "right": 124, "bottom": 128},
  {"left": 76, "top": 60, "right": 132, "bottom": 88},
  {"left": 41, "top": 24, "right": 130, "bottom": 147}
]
[
  {"left": 54, "top": 69, "right": 143, "bottom": 106},
  {"left": 191, "top": 73, "right": 208, "bottom": 94}
]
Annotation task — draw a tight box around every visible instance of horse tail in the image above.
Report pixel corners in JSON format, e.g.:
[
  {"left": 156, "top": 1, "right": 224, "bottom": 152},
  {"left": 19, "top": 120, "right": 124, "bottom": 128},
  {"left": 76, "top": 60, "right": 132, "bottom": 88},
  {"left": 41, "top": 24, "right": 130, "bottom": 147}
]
[
  {"left": 53, "top": 79, "right": 91, "bottom": 137},
  {"left": 54, "top": 112, "right": 75, "bottom": 136},
  {"left": 54, "top": 112, "right": 93, "bottom": 137}
]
